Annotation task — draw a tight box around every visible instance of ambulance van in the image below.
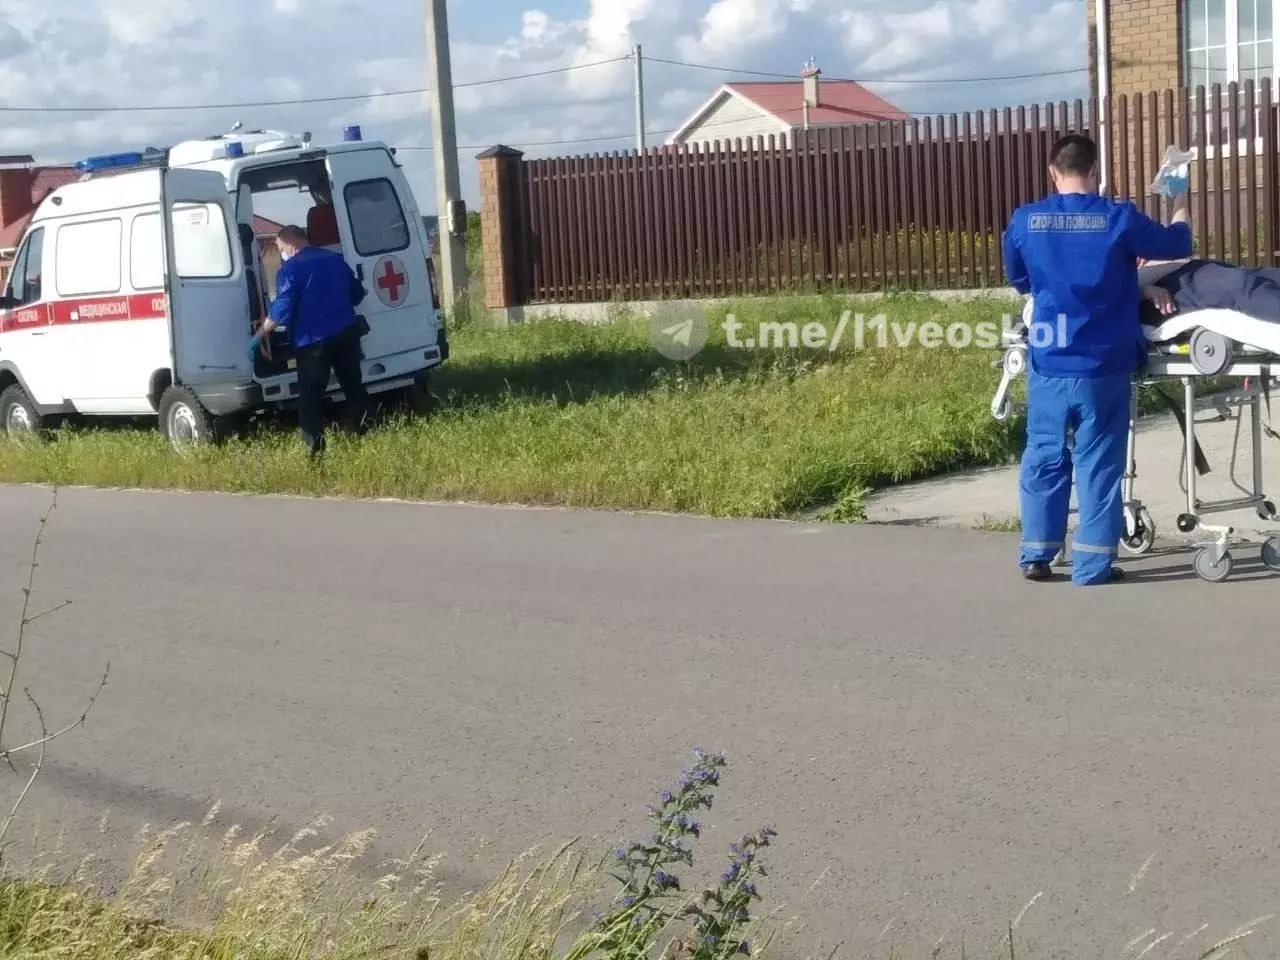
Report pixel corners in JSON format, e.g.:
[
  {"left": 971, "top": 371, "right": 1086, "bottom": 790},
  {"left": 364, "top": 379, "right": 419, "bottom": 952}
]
[{"left": 0, "top": 126, "right": 448, "bottom": 449}]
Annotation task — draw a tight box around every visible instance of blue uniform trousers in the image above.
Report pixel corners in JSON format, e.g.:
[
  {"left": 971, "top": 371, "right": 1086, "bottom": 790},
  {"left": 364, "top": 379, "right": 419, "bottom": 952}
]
[{"left": 1019, "top": 369, "right": 1132, "bottom": 585}]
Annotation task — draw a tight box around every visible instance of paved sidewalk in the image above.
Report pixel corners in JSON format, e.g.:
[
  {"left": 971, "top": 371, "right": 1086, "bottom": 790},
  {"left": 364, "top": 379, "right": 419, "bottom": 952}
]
[{"left": 866, "top": 407, "right": 1280, "bottom": 548}]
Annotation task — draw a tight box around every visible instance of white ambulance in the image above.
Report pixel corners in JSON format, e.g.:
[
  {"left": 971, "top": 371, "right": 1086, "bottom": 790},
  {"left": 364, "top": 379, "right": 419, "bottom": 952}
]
[{"left": 0, "top": 126, "right": 448, "bottom": 449}]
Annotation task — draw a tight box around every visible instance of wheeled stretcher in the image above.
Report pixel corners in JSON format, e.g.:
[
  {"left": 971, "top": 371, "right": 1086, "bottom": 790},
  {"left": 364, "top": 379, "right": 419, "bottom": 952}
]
[{"left": 990, "top": 299, "right": 1280, "bottom": 582}]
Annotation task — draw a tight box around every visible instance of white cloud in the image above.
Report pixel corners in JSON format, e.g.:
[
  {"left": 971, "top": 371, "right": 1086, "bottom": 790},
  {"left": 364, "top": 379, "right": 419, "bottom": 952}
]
[{"left": 2, "top": 0, "right": 1088, "bottom": 212}]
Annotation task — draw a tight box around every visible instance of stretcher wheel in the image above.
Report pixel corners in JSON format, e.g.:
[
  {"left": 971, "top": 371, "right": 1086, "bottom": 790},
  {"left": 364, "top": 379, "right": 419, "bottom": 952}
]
[
  {"left": 1177, "top": 513, "right": 1199, "bottom": 533},
  {"left": 1189, "top": 327, "right": 1233, "bottom": 376},
  {"left": 1121, "top": 508, "right": 1156, "bottom": 555},
  {"left": 1003, "top": 345, "right": 1027, "bottom": 376},
  {"left": 992, "top": 397, "right": 1012, "bottom": 421},
  {"left": 1258, "top": 500, "right": 1277, "bottom": 520},
  {"left": 1052, "top": 547, "right": 1067, "bottom": 567},
  {"left": 1193, "top": 547, "right": 1234, "bottom": 582},
  {"left": 1261, "top": 538, "right": 1280, "bottom": 572}
]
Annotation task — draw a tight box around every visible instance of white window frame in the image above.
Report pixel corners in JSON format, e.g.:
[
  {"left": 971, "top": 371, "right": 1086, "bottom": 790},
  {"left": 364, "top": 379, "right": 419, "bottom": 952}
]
[{"left": 1184, "top": 0, "right": 1278, "bottom": 157}]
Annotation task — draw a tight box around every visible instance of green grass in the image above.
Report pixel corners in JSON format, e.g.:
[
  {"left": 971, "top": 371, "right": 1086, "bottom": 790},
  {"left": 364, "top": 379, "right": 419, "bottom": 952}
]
[{"left": 0, "top": 294, "right": 1027, "bottom": 521}]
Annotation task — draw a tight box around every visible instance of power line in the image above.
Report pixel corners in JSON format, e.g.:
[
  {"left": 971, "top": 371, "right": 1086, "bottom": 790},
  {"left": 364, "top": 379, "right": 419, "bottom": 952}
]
[
  {"left": 643, "top": 55, "right": 1089, "bottom": 84},
  {"left": 0, "top": 52, "right": 1089, "bottom": 115},
  {"left": 0, "top": 56, "right": 630, "bottom": 113}
]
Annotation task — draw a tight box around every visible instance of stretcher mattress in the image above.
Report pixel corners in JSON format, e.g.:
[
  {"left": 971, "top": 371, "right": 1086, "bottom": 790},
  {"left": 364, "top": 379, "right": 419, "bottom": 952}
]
[{"left": 1019, "top": 297, "right": 1280, "bottom": 354}]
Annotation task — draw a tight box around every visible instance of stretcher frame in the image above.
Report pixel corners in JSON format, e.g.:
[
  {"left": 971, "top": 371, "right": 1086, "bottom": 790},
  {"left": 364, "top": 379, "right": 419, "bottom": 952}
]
[{"left": 990, "top": 315, "right": 1280, "bottom": 583}]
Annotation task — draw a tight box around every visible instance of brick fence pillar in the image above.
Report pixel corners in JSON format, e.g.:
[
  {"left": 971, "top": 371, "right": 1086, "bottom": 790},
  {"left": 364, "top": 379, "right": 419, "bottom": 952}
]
[{"left": 476, "top": 145, "right": 526, "bottom": 322}]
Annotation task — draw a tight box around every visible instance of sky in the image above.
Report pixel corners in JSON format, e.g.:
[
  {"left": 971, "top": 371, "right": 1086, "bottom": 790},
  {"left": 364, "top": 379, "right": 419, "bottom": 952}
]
[{"left": 0, "top": 0, "right": 1091, "bottom": 216}]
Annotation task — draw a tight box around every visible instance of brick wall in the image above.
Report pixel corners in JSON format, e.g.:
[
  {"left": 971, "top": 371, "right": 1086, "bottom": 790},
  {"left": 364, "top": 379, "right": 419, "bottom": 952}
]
[{"left": 1089, "top": 0, "right": 1181, "bottom": 101}]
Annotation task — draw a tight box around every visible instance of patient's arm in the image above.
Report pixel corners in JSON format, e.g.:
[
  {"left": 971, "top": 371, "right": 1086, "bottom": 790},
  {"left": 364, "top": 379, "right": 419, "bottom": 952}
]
[
  {"left": 1142, "top": 284, "right": 1177, "bottom": 315},
  {"left": 1136, "top": 192, "right": 1193, "bottom": 270}
]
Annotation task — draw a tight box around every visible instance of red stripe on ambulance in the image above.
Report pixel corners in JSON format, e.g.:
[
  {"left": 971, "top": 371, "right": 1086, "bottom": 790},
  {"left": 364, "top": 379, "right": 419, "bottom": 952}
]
[
  {"left": 1, "top": 295, "right": 166, "bottom": 334},
  {"left": 49, "top": 294, "right": 167, "bottom": 325}
]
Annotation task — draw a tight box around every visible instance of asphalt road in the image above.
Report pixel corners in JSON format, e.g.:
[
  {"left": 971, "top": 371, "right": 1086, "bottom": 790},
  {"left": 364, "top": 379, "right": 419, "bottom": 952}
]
[{"left": 1, "top": 484, "right": 1279, "bottom": 960}]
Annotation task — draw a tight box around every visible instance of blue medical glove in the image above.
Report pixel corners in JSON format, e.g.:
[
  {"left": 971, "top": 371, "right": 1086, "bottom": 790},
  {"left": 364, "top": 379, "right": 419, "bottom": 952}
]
[{"left": 1165, "top": 171, "right": 1189, "bottom": 196}]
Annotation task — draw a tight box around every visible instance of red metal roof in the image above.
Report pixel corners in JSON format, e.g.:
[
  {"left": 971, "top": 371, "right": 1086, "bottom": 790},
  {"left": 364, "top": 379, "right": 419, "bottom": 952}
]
[
  {"left": 0, "top": 212, "right": 30, "bottom": 252},
  {"left": 32, "top": 167, "right": 79, "bottom": 196},
  {"left": 0, "top": 166, "right": 79, "bottom": 253},
  {"left": 253, "top": 215, "right": 284, "bottom": 236},
  {"left": 725, "top": 80, "right": 910, "bottom": 127}
]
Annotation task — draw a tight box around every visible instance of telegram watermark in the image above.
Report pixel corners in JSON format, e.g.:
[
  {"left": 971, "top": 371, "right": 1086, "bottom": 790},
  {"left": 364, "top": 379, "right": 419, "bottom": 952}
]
[{"left": 649, "top": 307, "right": 1066, "bottom": 360}]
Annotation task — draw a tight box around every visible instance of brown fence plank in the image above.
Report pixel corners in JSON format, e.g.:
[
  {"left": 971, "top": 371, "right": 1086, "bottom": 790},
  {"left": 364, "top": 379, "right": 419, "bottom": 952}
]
[
  {"left": 843, "top": 128, "right": 864, "bottom": 290},
  {"left": 1228, "top": 83, "right": 1243, "bottom": 265},
  {"left": 1263, "top": 79, "right": 1277, "bottom": 265},
  {"left": 1133, "top": 94, "right": 1147, "bottom": 216},
  {"left": 1212, "top": 84, "right": 1226, "bottom": 260},
  {"left": 1245, "top": 82, "right": 1260, "bottom": 267},
  {"left": 977, "top": 110, "right": 992, "bottom": 284}
]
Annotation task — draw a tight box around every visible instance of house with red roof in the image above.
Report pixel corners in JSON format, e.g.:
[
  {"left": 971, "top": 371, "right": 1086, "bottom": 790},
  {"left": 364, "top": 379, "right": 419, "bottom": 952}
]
[{"left": 665, "top": 63, "right": 910, "bottom": 149}]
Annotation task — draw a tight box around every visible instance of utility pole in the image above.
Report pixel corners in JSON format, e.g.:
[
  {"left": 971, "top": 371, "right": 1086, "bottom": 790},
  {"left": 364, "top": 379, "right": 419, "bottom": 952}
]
[
  {"left": 426, "top": 0, "right": 468, "bottom": 315},
  {"left": 634, "top": 43, "right": 646, "bottom": 152}
]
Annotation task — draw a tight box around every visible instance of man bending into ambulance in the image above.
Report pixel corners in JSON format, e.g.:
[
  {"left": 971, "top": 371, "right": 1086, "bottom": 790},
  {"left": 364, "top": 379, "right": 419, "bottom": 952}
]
[
  {"left": 249, "top": 224, "right": 371, "bottom": 457},
  {"left": 1002, "top": 134, "right": 1192, "bottom": 585}
]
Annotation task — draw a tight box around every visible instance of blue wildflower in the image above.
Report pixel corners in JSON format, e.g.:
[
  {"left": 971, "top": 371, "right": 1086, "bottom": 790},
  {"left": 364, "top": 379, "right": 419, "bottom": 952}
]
[{"left": 653, "top": 871, "right": 680, "bottom": 891}]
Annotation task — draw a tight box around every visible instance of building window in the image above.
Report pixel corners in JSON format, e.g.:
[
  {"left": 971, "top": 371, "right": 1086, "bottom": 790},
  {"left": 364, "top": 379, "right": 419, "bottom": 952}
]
[
  {"left": 1184, "top": 0, "right": 1278, "bottom": 147},
  {"left": 1184, "top": 0, "right": 1276, "bottom": 92}
]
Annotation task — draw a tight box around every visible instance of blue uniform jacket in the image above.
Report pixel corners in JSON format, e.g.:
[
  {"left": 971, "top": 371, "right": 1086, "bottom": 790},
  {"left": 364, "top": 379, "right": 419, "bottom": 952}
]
[
  {"left": 1002, "top": 193, "right": 1193, "bottom": 378},
  {"left": 268, "top": 246, "right": 367, "bottom": 349}
]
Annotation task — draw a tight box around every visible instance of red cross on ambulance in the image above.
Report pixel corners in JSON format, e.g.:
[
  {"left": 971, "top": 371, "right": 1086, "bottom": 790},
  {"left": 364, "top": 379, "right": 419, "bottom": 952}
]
[{"left": 373, "top": 255, "right": 409, "bottom": 308}]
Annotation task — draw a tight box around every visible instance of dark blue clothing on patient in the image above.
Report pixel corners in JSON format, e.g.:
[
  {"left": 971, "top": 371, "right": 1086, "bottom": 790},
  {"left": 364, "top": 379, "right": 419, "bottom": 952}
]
[{"left": 1143, "top": 259, "right": 1280, "bottom": 324}]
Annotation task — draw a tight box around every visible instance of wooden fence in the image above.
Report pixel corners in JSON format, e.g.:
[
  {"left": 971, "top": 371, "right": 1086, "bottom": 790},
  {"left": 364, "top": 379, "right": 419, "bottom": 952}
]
[{"left": 477, "top": 80, "right": 1280, "bottom": 307}]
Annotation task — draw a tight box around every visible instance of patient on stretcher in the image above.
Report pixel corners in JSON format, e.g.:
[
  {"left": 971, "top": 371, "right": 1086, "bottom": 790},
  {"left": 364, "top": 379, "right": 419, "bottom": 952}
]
[{"left": 1138, "top": 258, "right": 1280, "bottom": 325}]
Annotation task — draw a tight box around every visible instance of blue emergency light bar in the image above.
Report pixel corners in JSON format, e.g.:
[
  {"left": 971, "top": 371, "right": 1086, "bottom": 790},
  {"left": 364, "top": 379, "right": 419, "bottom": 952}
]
[
  {"left": 75, "top": 151, "right": 144, "bottom": 172},
  {"left": 74, "top": 148, "right": 168, "bottom": 174},
  {"left": 226, "top": 141, "right": 244, "bottom": 158},
  {"left": 343, "top": 125, "right": 362, "bottom": 142}
]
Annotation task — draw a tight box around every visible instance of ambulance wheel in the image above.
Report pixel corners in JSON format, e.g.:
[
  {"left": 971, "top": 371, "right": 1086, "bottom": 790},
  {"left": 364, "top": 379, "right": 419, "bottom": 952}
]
[
  {"left": 0, "top": 385, "right": 45, "bottom": 440},
  {"left": 1193, "top": 547, "right": 1234, "bottom": 583},
  {"left": 158, "top": 387, "right": 224, "bottom": 452},
  {"left": 1121, "top": 508, "right": 1156, "bottom": 555},
  {"left": 1258, "top": 500, "right": 1277, "bottom": 520}
]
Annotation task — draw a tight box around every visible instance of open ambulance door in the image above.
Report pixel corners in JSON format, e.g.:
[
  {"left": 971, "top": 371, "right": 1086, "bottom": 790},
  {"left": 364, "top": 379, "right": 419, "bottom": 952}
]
[
  {"left": 235, "top": 183, "right": 269, "bottom": 329},
  {"left": 159, "top": 168, "right": 253, "bottom": 391},
  {"left": 323, "top": 148, "right": 434, "bottom": 364}
]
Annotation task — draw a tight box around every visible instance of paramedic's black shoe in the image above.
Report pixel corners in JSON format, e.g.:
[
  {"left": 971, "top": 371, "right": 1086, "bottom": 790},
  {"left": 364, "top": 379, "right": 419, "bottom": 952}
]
[
  {"left": 1106, "top": 566, "right": 1127, "bottom": 582},
  {"left": 1022, "top": 562, "right": 1053, "bottom": 581}
]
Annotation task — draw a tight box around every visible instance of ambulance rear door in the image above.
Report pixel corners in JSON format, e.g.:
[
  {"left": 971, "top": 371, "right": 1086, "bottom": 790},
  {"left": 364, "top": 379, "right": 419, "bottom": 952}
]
[
  {"left": 324, "top": 147, "right": 437, "bottom": 363},
  {"left": 160, "top": 169, "right": 253, "bottom": 391}
]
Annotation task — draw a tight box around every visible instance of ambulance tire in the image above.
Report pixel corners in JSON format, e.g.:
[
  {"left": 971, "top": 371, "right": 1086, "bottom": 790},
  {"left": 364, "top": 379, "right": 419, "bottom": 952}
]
[
  {"left": 158, "top": 387, "right": 229, "bottom": 451},
  {"left": 0, "top": 384, "right": 49, "bottom": 440}
]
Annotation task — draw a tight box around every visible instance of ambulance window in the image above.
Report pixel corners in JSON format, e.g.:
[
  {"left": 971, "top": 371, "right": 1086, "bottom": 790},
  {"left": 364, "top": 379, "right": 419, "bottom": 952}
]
[
  {"left": 170, "top": 202, "right": 233, "bottom": 279},
  {"left": 343, "top": 179, "right": 409, "bottom": 256},
  {"left": 6, "top": 227, "right": 43, "bottom": 304},
  {"left": 129, "top": 213, "right": 163, "bottom": 291},
  {"left": 56, "top": 219, "right": 122, "bottom": 297}
]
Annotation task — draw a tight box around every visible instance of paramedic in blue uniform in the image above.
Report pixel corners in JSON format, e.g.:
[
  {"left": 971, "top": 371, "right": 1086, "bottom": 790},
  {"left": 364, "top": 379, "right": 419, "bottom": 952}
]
[
  {"left": 1002, "top": 134, "right": 1192, "bottom": 585},
  {"left": 249, "top": 224, "right": 370, "bottom": 456}
]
